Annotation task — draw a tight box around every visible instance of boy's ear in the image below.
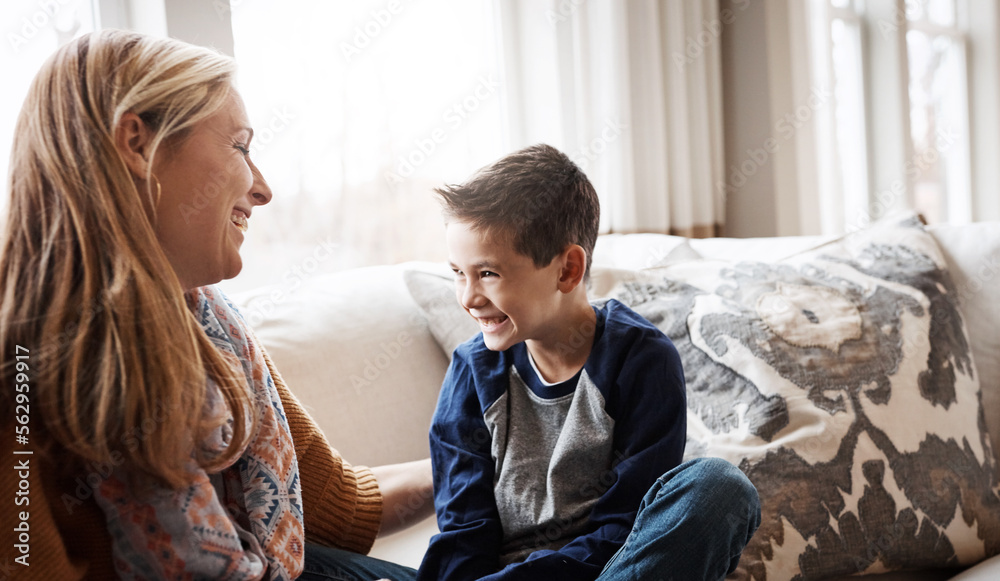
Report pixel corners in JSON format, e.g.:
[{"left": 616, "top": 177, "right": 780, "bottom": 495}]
[
  {"left": 114, "top": 112, "right": 155, "bottom": 178},
  {"left": 557, "top": 244, "right": 587, "bottom": 292}
]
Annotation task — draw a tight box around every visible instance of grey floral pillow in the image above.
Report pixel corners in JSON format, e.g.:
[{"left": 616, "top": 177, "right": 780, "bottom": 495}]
[
  {"left": 611, "top": 216, "right": 1000, "bottom": 580},
  {"left": 403, "top": 268, "right": 479, "bottom": 357}
]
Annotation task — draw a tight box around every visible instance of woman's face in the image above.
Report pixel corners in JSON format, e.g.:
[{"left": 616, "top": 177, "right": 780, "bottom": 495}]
[{"left": 152, "top": 89, "right": 272, "bottom": 289}]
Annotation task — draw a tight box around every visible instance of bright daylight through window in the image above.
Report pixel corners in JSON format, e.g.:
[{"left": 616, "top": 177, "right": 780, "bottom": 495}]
[
  {"left": 0, "top": 0, "right": 96, "bottom": 217},
  {"left": 817, "top": 0, "right": 971, "bottom": 231},
  {"left": 225, "top": 0, "right": 505, "bottom": 294},
  {"left": 905, "top": 0, "right": 970, "bottom": 225}
]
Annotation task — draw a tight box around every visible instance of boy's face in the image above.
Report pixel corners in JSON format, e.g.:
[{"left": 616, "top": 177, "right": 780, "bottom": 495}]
[{"left": 446, "top": 221, "right": 563, "bottom": 352}]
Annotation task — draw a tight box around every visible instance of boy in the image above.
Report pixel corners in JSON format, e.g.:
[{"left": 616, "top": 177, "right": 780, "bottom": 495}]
[{"left": 417, "top": 145, "right": 759, "bottom": 581}]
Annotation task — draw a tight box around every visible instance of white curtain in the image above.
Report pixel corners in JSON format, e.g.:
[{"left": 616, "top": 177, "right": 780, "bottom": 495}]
[{"left": 496, "top": 0, "right": 725, "bottom": 237}]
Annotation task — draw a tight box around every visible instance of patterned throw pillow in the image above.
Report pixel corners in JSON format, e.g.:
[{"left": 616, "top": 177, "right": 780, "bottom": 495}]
[
  {"left": 403, "top": 267, "right": 480, "bottom": 357},
  {"left": 609, "top": 215, "right": 1000, "bottom": 580}
]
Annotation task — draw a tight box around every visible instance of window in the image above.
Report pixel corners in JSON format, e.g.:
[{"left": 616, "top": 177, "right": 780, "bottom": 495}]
[
  {"left": 826, "top": 0, "right": 871, "bottom": 232},
  {"left": 905, "top": 0, "right": 971, "bottom": 224},
  {"left": 224, "top": 0, "right": 505, "bottom": 293},
  {"left": 812, "top": 0, "right": 972, "bottom": 231},
  {"left": 0, "top": 0, "right": 97, "bottom": 215}
]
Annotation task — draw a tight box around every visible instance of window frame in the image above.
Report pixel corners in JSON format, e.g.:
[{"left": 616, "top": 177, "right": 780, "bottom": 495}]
[
  {"left": 810, "top": 0, "right": 978, "bottom": 230},
  {"left": 904, "top": 0, "right": 973, "bottom": 223}
]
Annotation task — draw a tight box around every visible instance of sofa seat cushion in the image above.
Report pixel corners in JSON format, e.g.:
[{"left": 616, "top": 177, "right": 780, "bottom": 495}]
[{"left": 949, "top": 553, "right": 1000, "bottom": 579}]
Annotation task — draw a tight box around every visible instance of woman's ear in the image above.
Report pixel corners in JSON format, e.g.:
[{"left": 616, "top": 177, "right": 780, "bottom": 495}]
[
  {"left": 114, "top": 112, "right": 154, "bottom": 178},
  {"left": 557, "top": 244, "right": 588, "bottom": 293}
]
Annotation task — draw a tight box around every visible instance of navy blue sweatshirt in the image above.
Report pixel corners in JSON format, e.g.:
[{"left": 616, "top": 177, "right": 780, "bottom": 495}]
[{"left": 417, "top": 299, "right": 686, "bottom": 581}]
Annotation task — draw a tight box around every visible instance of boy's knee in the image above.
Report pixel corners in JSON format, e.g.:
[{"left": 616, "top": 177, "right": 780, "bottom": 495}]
[
  {"left": 644, "top": 457, "right": 761, "bottom": 552},
  {"left": 676, "top": 457, "right": 760, "bottom": 518},
  {"left": 701, "top": 457, "right": 755, "bottom": 493},
  {"left": 700, "top": 458, "right": 761, "bottom": 534}
]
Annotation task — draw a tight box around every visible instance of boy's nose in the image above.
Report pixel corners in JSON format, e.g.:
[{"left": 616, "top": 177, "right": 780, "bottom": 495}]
[{"left": 459, "top": 281, "right": 486, "bottom": 310}]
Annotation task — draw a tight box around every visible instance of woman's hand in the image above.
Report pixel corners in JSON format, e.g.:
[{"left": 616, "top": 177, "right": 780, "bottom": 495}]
[{"left": 370, "top": 458, "right": 434, "bottom": 537}]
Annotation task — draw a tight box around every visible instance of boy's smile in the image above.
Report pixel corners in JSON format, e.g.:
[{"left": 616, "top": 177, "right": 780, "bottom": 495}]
[
  {"left": 446, "top": 221, "right": 564, "bottom": 353},
  {"left": 477, "top": 315, "right": 509, "bottom": 333}
]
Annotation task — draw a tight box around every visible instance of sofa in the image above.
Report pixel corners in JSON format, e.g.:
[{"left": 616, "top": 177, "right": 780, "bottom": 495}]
[{"left": 232, "top": 214, "right": 1000, "bottom": 581}]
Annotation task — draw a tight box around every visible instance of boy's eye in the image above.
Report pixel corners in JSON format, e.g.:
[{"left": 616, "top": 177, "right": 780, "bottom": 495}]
[
  {"left": 481, "top": 271, "right": 497, "bottom": 278},
  {"left": 451, "top": 268, "right": 464, "bottom": 278}
]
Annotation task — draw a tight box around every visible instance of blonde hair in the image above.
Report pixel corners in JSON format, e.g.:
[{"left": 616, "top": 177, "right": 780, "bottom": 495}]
[{"left": 0, "top": 29, "right": 255, "bottom": 489}]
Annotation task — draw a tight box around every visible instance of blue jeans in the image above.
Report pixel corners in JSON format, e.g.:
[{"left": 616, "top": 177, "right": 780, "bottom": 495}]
[
  {"left": 300, "top": 545, "right": 417, "bottom": 581},
  {"left": 596, "top": 457, "right": 761, "bottom": 581},
  {"left": 300, "top": 457, "right": 759, "bottom": 581}
]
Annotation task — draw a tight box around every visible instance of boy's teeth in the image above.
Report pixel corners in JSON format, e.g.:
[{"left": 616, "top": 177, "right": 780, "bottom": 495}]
[
  {"left": 230, "top": 214, "right": 248, "bottom": 232},
  {"left": 480, "top": 316, "right": 507, "bottom": 329}
]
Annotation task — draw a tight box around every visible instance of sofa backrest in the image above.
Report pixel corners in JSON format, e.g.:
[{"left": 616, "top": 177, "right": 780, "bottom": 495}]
[
  {"left": 234, "top": 222, "right": 1000, "bottom": 469},
  {"left": 233, "top": 263, "right": 450, "bottom": 467},
  {"left": 925, "top": 223, "right": 1000, "bottom": 461}
]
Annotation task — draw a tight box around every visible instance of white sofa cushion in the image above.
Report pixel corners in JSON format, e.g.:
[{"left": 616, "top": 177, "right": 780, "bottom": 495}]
[
  {"left": 232, "top": 263, "right": 450, "bottom": 467},
  {"left": 403, "top": 265, "right": 479, "bottom": 358},
  {"left": 927, "top": 222, "right": 1000, "bottom": 463},
  {"left": 592, "top": 232, "right": 698, "bottom": 269},
  {"left": 950, "top": 553, "right": 1000, "bottom": 580}
]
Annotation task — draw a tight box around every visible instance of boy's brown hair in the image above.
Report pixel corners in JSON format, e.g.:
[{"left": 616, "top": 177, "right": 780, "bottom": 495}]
[{"left": 435, "top": 143, "right": 600, "bottom": 276}]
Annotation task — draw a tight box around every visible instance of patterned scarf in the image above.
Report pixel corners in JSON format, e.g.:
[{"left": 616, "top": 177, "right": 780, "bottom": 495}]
[{"left": 94, "top": 286, "right": 305, "bottom": 580}]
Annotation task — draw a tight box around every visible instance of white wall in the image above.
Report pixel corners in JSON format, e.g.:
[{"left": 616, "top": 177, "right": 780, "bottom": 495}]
[
  {"left": 99, "top": 0, "right": 233, "bottom": 55},
  {"left": 162, "top": 0, "right": 234, "bottom": 55}
]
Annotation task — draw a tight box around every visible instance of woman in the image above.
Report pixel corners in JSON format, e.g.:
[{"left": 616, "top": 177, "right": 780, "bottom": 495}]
[{"left": 0, "top": 29, "right": 430, "bottom": 580}]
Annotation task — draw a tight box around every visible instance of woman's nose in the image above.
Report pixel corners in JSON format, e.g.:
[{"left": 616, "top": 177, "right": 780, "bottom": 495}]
[{"left": 248, "top": 158, "right": 272, "bottom": 206}]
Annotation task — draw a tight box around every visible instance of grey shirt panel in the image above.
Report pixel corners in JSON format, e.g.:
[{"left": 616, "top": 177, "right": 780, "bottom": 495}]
[{"left": 484, "top": 366, "right": 616, "bottom": 564}]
